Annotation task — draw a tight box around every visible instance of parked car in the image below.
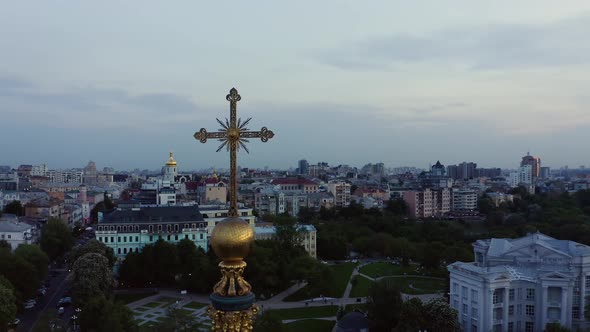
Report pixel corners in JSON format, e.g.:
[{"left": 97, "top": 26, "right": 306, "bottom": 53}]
[
  {"left": 25, "top": 299, "right": 37, "bottom": 305},
  {"left": 24, "top": 303, "right": 35, "bottom": 310},
  {"left": 58, "top": 307, "right": 65, "bottom": 315},
  {"left": 37, "top": 288, "right": 47, "bottom": 296},
  {"left": 9, "top": 318, "right": 20, "bottom": 327},
  {"left": 58, "top": 297, "right": 72, "bottom": 306}
]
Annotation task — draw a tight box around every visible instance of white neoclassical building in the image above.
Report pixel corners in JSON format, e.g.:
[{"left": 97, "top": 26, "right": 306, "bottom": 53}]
[{"left": 449, "top": 232, "right": 590, "bottom": 332}]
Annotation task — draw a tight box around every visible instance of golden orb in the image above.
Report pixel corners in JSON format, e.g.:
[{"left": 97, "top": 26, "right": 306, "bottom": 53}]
[{"left": 210, "top": 217, "right": 254, "bottom": 262}]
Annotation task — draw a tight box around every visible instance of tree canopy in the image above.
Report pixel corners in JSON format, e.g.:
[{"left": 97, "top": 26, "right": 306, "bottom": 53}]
[{"left": 40, "top": 218, "right": 74, "bottom": 260}]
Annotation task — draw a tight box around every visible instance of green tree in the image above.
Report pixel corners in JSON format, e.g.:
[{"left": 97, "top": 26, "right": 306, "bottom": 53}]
[
  {"left": 385, "top": 199, "right": 408, "bottom": 216},
  {"left": 14, "top": 244, "right": 50, "bottom": 280},
  {"left": 40, "top": 218, "right": 74, "bottom": 260},
  {"left": 422, "top": 298, "right": 460, "bottom": 332},
  {"left": 32, "top": 313, "right": 66, "bottom": 332},
  {"left": 71, "top": 253, "right": 112, "bottom": 304},
  {"left": 3, "top": 200, "right": 24, "bottom": 216},
  {"left": 79, "top": 295, "right": 137, "bottom": 332},
  {"left": 0, "top": 241, "right": 9, "bottom": 250},
  {"left": 396, "top": 298, "right": 425, "bottom": 332},
  {"left": 0, "top": 248, "right": 40, "bottom": 300},
  {"left": 366, "top": 279, "right": 402, "bottom": 331},
  {"left": 0, "top": 282, "right": 16, "bottom": 332},
  {"left": 69, "top": 239, "right": 116, "bottom": 269}
]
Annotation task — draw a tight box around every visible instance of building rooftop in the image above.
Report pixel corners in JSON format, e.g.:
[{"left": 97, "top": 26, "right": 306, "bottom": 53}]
[
  {"left": 0, "top": 220, "right": 33, "bottom": 233},
  {"left": 270, "top": 178, "right": 318, "bottom": 186},
  {"left": 101, "top": 206, "right": 204, "bottom": 224}
]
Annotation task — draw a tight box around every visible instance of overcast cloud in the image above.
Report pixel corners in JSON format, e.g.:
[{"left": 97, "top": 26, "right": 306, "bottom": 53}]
[{"left": 0, "top": 1, "right": 589, "bottom": 170}]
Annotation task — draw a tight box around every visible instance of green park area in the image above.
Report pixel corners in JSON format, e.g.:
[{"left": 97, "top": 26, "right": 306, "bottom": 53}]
[
  {"left": 283, "top": 262, "right": 356, "bottom": 301},
  {"left": 359, "top": 262, "right": 420, "bottom": 278},
  {"left": 349, "top": 275, "right": 373, "bottom": 298},
  {"left": 267, "top": 305, "right": 339, "bottom": 321},
  {"left": 284, "top": 319, "right": 336, "bottom": 332},
  {"left": 383, "top": 276, "right": 446, "bottom": 295}
]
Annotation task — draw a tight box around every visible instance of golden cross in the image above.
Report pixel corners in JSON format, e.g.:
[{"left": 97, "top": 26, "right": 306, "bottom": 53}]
[{"left": 193, "top": 88, "right": 274, "bottom": 217}]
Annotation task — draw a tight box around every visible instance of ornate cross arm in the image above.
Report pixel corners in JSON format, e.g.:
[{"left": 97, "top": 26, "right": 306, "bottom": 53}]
[
  {"left": 239, "top": 127, "right": 275, "bottom": 142},
  {"left": 194, "top": 128, "right": 227, "bottom": 143}
]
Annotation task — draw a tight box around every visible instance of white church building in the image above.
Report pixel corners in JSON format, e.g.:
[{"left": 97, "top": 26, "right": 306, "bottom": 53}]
[{"left": 449, "top": 232, "right": 590, "bottom": 332}]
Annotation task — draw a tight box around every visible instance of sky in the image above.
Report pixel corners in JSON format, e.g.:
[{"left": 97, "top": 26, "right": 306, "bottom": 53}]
[{"left": 1, "top": 1, "right": 589, "bottom": 171}]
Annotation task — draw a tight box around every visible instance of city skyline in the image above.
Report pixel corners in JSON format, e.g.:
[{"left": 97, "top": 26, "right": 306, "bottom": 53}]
[{"left": 1, "top": 1, "right": 590, "bottom": 169}]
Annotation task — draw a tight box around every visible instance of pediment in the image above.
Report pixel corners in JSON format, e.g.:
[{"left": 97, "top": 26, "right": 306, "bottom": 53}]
[
  {"left": 493, "top": 274, "right": 511, "bottom": 281},
  {"left": 504, "top": 243, "right": 571, "bottom": 260},
  {"left": 539, "top": 271, "right": 571, "bottom": 280}
]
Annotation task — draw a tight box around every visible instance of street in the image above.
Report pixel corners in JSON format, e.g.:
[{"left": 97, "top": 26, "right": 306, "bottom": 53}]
[{"left": 16, "top": 235, "right": 91, "bottom": 332}]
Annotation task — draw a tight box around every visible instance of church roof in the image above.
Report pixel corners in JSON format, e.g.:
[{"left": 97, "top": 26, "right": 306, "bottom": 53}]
[
  {"left": 432, "top": 160, "right": 444, "bottom": 168},
  {"left": 165, "top": 152, "right": 177, "bottom": 166}
]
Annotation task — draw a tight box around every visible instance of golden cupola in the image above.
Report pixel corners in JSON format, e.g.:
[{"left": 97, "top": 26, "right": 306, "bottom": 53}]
[{"left": 165, "top": 151, "right": 177, "bottom": 166}]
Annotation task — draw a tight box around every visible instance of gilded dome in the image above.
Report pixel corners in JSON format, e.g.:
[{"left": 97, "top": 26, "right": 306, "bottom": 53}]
[
  {"left": 210, "top": 217, "right": 254, "bottom": 262},
  {"left": 165, "top": 151, "right": 177, "bottom": 166}
]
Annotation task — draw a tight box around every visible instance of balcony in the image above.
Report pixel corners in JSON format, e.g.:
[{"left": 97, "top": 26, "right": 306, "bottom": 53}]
[
  {"left": 493, "top": 319, "right": 503, "bottom": 325},
  {"left": 547, "top": 301, "right": 561, "bottom": 308}
]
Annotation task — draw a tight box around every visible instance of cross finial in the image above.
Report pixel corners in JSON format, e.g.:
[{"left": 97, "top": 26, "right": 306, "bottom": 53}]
[
  {"left": 226, "top": 88, "right": 241, "bottom": 102},
  {"left": 193, "top": 88, "right": 274, "bottom": 217}
]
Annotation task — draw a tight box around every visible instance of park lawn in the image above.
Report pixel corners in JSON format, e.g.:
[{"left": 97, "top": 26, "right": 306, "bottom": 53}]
[
  {"left": 184, "top": 301, "right": 208, "bottom": 309},
  {"left": 157, "top": 296, "right": 181, "bottom": 304},
  {"left": 383, "top": 276, "right": 446, "bottom": 295},
  {"left": 114, "top": 291, "right": 157, "bottom": 304},
  {"left": 359, "top": 262, "right": 420, "bottom": 278},
  {"left": 360, "top": 262, "right": 448, "bottom": 279},
  {"left": 349, "top": 275, "right": 374, "bottom": 298},
  {"left": 284, "top": 319, "right": 335, "bottom": 332},
  {"left": 283, "top": 262, "right": 356, "bottom": 301},
  {"left": 267, "top": 305, "right": 338, "bottom": 321}
]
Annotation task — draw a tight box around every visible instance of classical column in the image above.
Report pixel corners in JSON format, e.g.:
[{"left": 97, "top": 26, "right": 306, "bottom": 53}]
[
  {"left": 542, "top": 286, "right": 548, "bottom": 329},
  {"left": 503, "top": 287, "right": 509, "bottom": 331},
  {"left": 561, "top": 287, "right": 568, "bottom": 326},
  {"left": 581, "top": 273, "right": 587, "bottom": 322}
]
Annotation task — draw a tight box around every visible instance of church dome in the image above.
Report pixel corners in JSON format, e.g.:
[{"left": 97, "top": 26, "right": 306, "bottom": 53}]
[
  {"left": 210, "top": 217, "right": 254, "bottom": 262},
  {"left": 165, "top": 152, "right": 177, "bottom": 166}
]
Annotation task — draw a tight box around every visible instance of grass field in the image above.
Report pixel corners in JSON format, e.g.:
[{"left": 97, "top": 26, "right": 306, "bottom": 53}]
[
  {"left": 284, "top": 319, "right": 335, "bottom": 332},
  {"left": 283, "top": 262, "right": 357, "bottom": 301},
  {"left": 143, "top": 302, "right": 162, "bottom": 308},
  {"left": 114, "top": 291, "right": 157, "bottom": 304},
  {"left": 360, "top": 262, "right": 448, "bottom": 279},
  {"left": 359, "top": 262, "right": 420, "bottom": 278},
  {"left": 349, "top": 275, "right": 374, "bottom": 298},
  {"left": 267, "top": 305, "right": 338, "bottom": 320},
  {"left": 383, "top": 276, "right": 446, "bottom": 295}
]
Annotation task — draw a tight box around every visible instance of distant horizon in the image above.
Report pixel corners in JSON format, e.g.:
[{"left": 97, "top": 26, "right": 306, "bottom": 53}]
[{"left": 0, "top": 156, "right": 581, "bottom": 174}]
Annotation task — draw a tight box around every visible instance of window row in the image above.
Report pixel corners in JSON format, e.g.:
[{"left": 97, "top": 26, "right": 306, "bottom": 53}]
[{"left": 97, "top": 223, "right": 207, "bottom": 233}]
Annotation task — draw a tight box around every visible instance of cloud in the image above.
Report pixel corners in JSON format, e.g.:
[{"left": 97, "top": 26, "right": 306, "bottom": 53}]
[
  {"left": 0, "top": 75, "right": 202, "bottom": 130},
  {"left": 317, "top": 14, "right": 590, "bottom": 70}
]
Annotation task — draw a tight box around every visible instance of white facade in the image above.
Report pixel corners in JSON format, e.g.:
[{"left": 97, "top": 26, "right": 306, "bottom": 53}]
[
  {"left": 199, "top": 205, "right": 256, "bottom": 235},
  {"left": 449, "top": 233, "right": 590, "bottom": 332},
  {"left": 48, "top": 170, "right": 84, "bottom": 183},
  {"left": 31, "top": 164, "right": 48, "bottom": 176},
  {"left": 255, "top": 224, "right": 317, "bottom": 258},
  {"left": 327, "top": 181, "right": 351, "bottom": 207},
  {"left": 452, "top": 189, "right": 478, "bottom": 211},
  {"left": 0, "top": 219, "right": 34, "bottom": 250}
]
